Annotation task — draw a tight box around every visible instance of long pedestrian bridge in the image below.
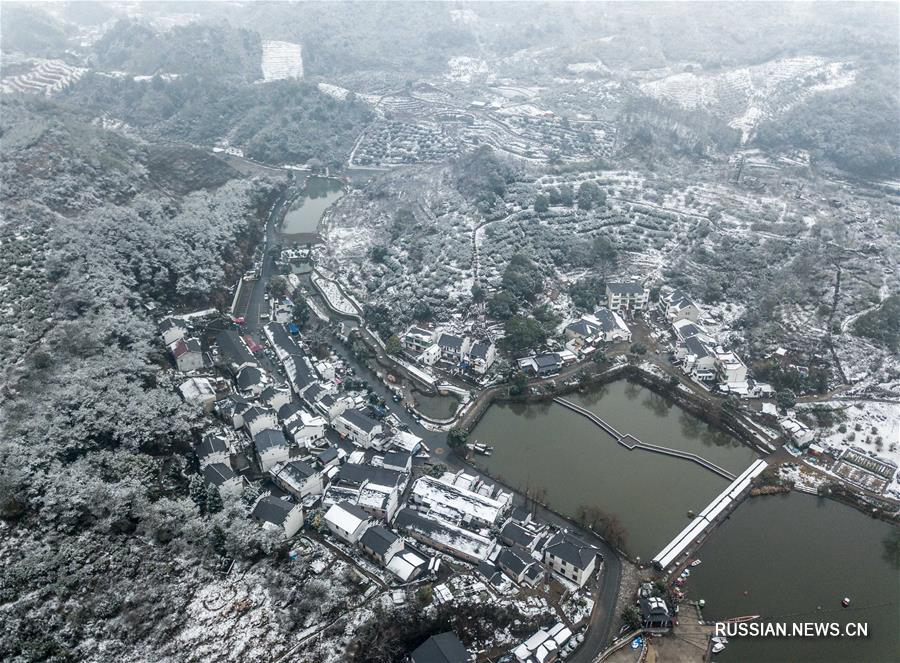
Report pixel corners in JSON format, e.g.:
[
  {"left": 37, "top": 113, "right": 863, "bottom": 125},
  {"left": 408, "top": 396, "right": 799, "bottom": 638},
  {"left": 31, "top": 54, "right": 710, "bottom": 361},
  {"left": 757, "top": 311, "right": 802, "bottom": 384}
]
[{"left": 553, "top": 397, "right": 737, "bottom": 481}]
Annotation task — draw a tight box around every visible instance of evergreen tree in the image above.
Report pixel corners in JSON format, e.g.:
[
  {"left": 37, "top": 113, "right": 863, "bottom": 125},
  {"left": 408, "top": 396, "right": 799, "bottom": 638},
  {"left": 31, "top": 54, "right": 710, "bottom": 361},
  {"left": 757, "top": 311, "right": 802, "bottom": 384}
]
[
  {"left": 206, "top": 484, "right": 223, "bottom": 514},
  {"left": 189, "top": 475, "right": 207, "bottom": 514},
  {"left": 209, "top": 523, "right": 227, "bottom": 556}
]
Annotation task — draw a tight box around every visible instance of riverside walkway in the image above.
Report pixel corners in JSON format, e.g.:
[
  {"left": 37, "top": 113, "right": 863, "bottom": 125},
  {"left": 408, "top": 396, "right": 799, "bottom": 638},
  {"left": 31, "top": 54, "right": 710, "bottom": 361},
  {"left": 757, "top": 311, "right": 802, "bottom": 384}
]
[{"left": 554, "top": 397, "right": 737, "bottom": 481}]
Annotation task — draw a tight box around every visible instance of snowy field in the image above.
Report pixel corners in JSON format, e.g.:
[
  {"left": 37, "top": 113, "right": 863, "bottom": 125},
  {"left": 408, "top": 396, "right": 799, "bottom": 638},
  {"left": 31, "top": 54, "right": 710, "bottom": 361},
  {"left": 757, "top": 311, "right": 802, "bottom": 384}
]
[
  {"left": 800, "top": 400, "right": 900, "bottom": 467},
  {"left": 261, "top": 40, "right": 303, "bottom": 81},
  {"left": 446, "top": 56, "right": 490, "bottom": 83}
]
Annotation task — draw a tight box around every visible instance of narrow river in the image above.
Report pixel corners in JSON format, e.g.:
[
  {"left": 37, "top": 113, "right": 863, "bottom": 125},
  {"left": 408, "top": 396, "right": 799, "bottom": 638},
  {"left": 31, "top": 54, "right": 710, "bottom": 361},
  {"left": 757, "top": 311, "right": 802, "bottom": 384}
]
[{"left": 470, "top": 380, "right": 759, "bottom": 559}]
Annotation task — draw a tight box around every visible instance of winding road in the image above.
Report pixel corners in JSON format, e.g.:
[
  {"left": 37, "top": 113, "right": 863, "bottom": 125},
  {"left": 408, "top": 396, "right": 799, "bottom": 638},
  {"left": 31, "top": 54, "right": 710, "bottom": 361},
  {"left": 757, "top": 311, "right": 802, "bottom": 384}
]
[
  {"left": 240, "top": 173, "right": 624, "bottom": 660},
  {"left": 319, "top": 325, "right": 624, "bottom": 660}
]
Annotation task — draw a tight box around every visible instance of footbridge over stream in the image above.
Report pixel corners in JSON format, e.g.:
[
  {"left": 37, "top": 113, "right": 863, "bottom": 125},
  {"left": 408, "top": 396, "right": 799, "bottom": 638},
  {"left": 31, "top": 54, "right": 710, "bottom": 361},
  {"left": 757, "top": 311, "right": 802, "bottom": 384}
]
[{"left": 553, "top": 397, "right": 737, "bottom": 481}]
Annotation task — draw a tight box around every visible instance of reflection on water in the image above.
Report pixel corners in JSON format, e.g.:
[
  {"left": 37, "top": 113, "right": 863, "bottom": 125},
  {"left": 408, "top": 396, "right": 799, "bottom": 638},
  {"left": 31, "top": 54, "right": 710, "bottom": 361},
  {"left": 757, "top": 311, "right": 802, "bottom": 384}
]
[
  {"left": 690, "top": 493, "right": 899, "bottom": 663},
  {"left": 414, "top": 392, "right": 460, "bottom": 420},
  {"left": 471, "top": 381, "right": 759, "bottom": 559},
  {"left": 281, "top": 176, "right": 344, "bottom": 234}
]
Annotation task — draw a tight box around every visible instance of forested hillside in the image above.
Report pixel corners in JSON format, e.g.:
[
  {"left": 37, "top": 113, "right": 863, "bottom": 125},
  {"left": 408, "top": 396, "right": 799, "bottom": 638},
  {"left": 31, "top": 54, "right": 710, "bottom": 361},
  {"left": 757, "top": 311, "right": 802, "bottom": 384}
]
[
  {"left": 755, "top": 67, "right": 900, "bottom": 179},
  {"left": 0, "top": 97, "right": 286, "bottom": 661},
  {"left": 66, "top": 75, "right": 373, "bottom": 167},
  {"left": 91, "top": 20, "right": 264, "bottom": 81}
]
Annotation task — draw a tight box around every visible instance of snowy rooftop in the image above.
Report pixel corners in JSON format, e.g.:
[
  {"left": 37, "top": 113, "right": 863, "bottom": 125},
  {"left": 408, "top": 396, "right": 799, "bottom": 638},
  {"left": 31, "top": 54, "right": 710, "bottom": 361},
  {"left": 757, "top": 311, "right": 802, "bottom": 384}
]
[
  {"left": 394, "top": 508, "right": 495, "bottom": 561},
  {"left": 324, "top": 501, "right": 369, "bottom": 533},
  {"left": 411, "top": 475, "right": 510, "bottom": 525}
]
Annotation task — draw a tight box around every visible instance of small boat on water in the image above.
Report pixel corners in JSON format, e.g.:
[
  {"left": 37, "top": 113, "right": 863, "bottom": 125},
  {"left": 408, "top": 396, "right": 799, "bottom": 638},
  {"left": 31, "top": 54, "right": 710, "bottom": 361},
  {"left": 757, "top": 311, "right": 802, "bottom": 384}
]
[
  {"left": 712, "top": 642, "right": 727, "bottom": 653},
  {"left": 468, "top": 441, "right": 495, "bottom": 456},
  {"left": 842, "top": 597, "right": 851, "bottom": 607},
  {"left": 691, "top": 559, "right": 702, "bottom": 567},
  {"left": 711, "top": 636, "right": 728, "bottom": 645}
]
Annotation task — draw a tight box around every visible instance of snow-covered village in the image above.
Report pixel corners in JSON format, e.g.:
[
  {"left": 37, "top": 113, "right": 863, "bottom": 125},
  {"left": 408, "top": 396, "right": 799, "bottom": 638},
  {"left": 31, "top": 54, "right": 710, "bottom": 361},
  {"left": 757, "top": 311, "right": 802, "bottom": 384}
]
[{"left": 1, "top": 2, "right": 898, "bottom": 663}]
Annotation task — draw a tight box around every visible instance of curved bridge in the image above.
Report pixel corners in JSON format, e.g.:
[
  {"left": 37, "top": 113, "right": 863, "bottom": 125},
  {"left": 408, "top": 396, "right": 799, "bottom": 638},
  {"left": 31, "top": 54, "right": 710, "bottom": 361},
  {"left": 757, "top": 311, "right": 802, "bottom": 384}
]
[{"left": 553, "top": 397, "right": 737, "bottom": 481}]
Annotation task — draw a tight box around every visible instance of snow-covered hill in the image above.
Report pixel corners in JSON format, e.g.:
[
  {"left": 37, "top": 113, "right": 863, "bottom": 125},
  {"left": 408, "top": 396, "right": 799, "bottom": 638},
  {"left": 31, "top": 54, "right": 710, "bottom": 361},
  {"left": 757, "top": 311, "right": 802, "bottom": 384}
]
[{"left": 640, "top": 56, "right": 857, "bottom": 143}]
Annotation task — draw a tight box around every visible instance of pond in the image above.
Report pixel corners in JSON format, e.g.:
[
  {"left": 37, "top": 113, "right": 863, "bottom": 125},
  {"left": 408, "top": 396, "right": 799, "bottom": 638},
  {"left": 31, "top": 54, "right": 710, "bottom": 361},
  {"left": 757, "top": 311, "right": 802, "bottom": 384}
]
[
  {"left": 470, "top": 380, "right": 759, "bottom": 559},
  {"left": 414, "top": 391, "right": 461, "bottom": 420},
  {"left": 689, "top": 492, "right": 899, "bottom": 663},
  {"left": 281, "top": 176, "right": 344, "bottom": 235}
]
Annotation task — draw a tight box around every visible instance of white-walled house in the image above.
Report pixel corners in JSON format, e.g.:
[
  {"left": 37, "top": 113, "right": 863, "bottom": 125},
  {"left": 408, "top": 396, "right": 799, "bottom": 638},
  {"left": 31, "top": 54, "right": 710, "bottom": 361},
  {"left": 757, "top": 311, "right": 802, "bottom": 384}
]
[
  {"left": 252, "top": 495, "right": 304, "bottom": 538},
  {"left": 436, "top": 332, "right": 470, "bottom": 364},
  {"left": 285, "top": 409, "right": 327, "bottom": 448},
  {"left": 324, "top": 501, "right": 371, "bottom": 544},
  {"left": 715, "top": 349, "right": 748, "bottom": 386},
  {"left": 179, "top": 377, "right": 217, "bottom": 412},
  {"left": 243, "top": 406, "right": 279, "bottom": 438},
  {"left": 305, "top": 385, "right": 352, "bottom": 421},
  {"left": 359, "top": 524, "right": 404, "bottom": 565},
  {"left": 661, "top": 289, "right": 701, "bottom": 322},
  {"left": 383, "top": 450, "right": 413, "bottom": 473},
  {"left": 402, "top": 326, "right": 436, "bottom": 354},
  {"left": 334, "top": 409, "right": 383, "bottom": 448},
  {"left": 236, "top": 365, "right": 266, "bottom": 397},
  {"left": 675, "top": 335, "right": 718, "bottom": 382},
  {"left": 672, "top": 318, "right": 706, "bottom": 343},
  {"left": 170, "top": 337, "right": 204, "bottom": 372},
  {"left": 254, "top": 428, "right": 290, "bottom": 471},
  {"left": 417, "top": 343, "right": 442, "bottom": 367},
  {"left": 605, "top": 282, "right": 649, "bottom": 313},
  {"left": 270, "top": 459, "right": 324, "bottom": 499},
  {"left": 497, "top": 545, "right": 544, "bottom": 587},
  {"left": 196, "top": 431, "right": 231, "bottom": 468},
  {"left": 566, "top": 308, "right": 631, "bottom": 346},
  {"left": 467, "top": 341, "right": 496, "bottom": 374},
  {"left": 542, "top": 531, "right": 601, "bottom": 588},
  {"left": 216, "top": 330, "right": 257, "bottom": 375},
  {"left": 159, "top": 317, "right": 189, "bottom": 346},
  {"left": 260, "top": 385, "right": 292, "bottom": 412},
  {"left": 202, "top": 462, "right": 244, "bottom": 498}
]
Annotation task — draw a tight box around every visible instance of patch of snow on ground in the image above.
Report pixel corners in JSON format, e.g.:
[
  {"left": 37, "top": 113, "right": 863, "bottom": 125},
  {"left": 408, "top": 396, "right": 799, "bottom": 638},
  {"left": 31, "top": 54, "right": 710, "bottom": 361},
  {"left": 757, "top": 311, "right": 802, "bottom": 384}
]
[
  {"left": 261, "top": 40, "right": 303, "bottom": 81},
  {"left": 801, "top": 400, "right": 900, "bottom": 468},
  {"left": 446, "top": 56, "right": 489, "bottom": 83},
  {"left": 639, "top": 56, "right": 855, "bottom": 142},
  {"left": 317, "top": 82, "right": 350, "bottom": 101},
  {"left": 450, "top": 8, "right": 479, "bottom": 24}
]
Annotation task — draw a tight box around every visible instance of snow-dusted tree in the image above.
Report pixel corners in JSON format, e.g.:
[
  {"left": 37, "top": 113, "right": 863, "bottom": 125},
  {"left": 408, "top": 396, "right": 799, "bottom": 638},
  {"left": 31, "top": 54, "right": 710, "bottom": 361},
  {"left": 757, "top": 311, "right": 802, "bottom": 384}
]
[
  {"left": 189, "top": 475, "right": 207, "bottom": 514},
  {"left": 206, "top": 484, "right": 224, "bottom": 515}
]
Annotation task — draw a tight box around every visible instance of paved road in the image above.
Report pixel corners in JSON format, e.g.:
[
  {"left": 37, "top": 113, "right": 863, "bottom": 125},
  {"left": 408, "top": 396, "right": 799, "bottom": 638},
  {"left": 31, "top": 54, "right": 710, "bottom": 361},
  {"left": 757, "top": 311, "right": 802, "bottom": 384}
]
[
  {"left": 322, "top": 328, "right": 623, "bottom": 660},
  {"left": 244, "top": 185, "right": 624, "bottom": 660},
  {"left": 245, "top": 185, "right": 295, "bottom": 337}
]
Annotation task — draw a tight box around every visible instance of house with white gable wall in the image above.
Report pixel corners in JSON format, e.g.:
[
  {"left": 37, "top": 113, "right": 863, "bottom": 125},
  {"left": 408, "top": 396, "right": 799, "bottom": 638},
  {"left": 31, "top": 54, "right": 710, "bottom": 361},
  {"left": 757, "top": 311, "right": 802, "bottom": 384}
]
[
  {"left": 252, "top": 495, "right": 304, "bottom": 538},
  {"left": 662, "top": 289, "right": 701, "bottom": 322},
  {"left": 324, "top": 501, "right": 371, "bottom": 544}
]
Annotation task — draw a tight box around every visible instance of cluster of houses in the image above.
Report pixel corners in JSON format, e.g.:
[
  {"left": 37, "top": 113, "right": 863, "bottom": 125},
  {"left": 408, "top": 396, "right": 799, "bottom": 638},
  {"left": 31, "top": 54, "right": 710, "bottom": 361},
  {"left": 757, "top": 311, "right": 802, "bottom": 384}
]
[
  {"left": 160, "top": 314, "right": 604, "bottom": 614},
  {"left": 401, "top": 326, "right": 497, "bottom": 376},
  {"left": 561, "top": 282, "right": 644, "bottom": 359},
  {"left": 661, "top": 289, "right": 756, "bottom": 395},
  {"left": 408, "top": 617, "right": 578, "bottom": 663},
  {"left": 557, "top": 280, "right": 757, "bottom": 396}
]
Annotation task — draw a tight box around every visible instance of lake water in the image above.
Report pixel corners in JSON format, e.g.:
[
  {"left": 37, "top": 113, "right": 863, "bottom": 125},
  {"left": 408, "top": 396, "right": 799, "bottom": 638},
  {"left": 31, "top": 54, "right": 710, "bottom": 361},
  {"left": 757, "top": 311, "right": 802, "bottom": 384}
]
[
  {"left": 470, "top": 380, "right": 759, "bottom": 559},
  {"left": 281, "top": 176, "right": 344, "bottom": 235},
  {"left": 689, "top": 492, "right": 899, "bottom": 663},
  {"left": 414, "top": 391, "right": 461, "bottom": 420}
]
